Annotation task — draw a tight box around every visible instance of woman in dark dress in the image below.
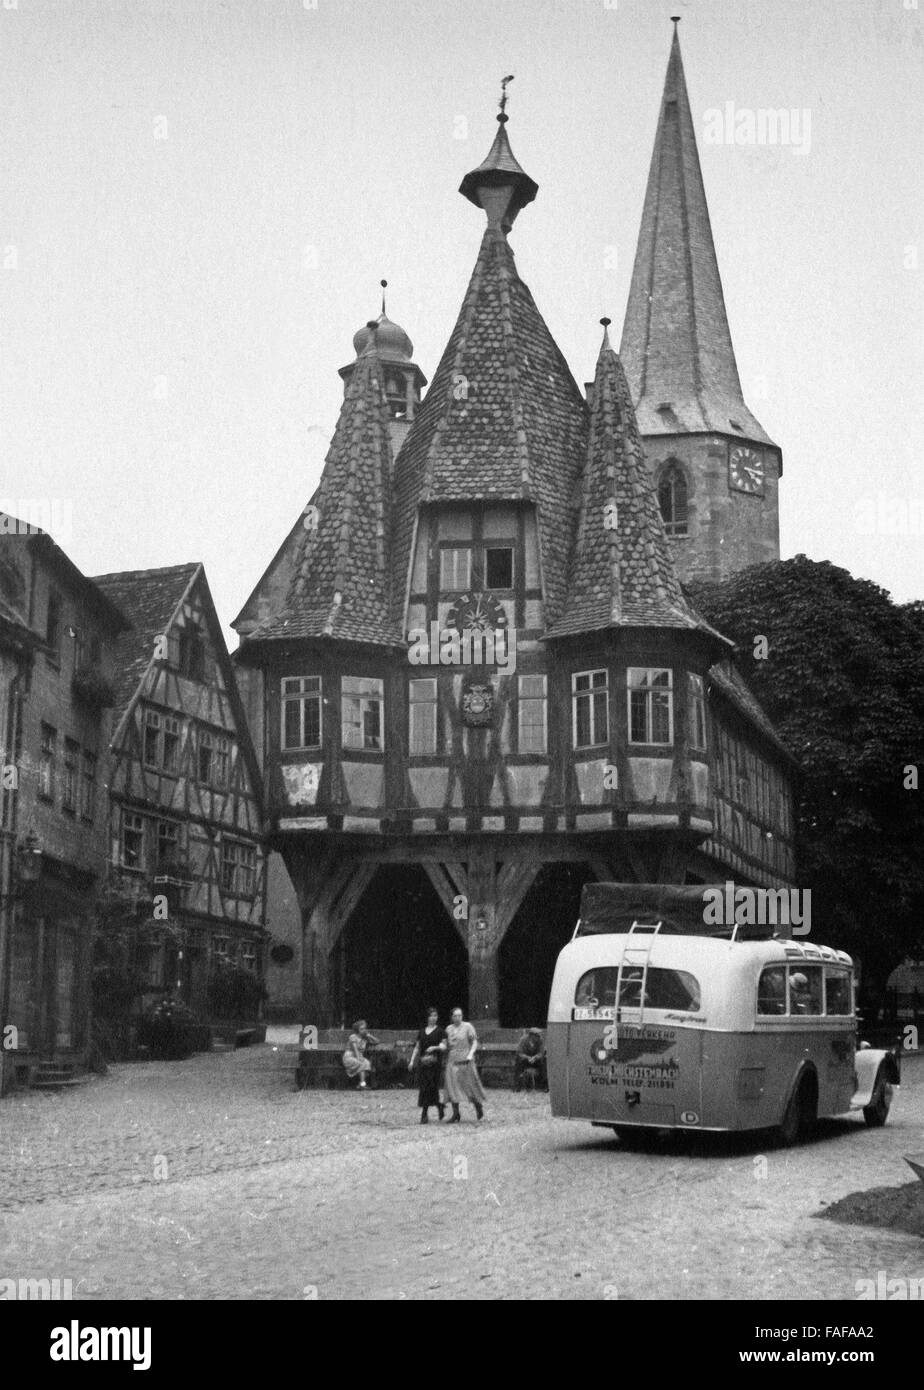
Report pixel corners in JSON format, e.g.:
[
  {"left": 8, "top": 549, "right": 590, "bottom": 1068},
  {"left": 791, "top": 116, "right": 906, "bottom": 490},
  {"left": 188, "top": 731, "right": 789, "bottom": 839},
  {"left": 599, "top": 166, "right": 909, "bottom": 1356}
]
[{"left": 408, "top": 1007, "right": 445, "bottom": 1123}]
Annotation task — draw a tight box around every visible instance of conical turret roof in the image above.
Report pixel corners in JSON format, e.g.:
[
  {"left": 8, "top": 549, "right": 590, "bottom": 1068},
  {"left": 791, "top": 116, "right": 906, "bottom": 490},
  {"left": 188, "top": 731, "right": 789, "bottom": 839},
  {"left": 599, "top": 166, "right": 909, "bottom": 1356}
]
[
  {"left": 546, "top": 325, "right": 731, "bottom": 644},
  {"left": 391, "top": 223, "right": 588, "bottom": 630},
  {"left": 250, "top": 335, "right": 403, "bottom": 646}
]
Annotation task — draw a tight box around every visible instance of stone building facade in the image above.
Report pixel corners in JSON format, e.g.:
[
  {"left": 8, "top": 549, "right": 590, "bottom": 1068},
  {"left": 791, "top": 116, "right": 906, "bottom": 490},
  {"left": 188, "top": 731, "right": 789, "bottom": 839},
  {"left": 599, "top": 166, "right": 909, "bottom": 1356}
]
[{"left": 0, "top": 520, "right": 127, "bottom": 1088}]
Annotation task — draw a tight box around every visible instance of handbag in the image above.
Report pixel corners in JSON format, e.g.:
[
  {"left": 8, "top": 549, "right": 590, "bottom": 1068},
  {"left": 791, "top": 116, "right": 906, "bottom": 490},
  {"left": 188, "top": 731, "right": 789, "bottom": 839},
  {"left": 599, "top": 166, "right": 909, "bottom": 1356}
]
[{"left": 419, "top": 1051, "right": 439, "bottom": 1068}]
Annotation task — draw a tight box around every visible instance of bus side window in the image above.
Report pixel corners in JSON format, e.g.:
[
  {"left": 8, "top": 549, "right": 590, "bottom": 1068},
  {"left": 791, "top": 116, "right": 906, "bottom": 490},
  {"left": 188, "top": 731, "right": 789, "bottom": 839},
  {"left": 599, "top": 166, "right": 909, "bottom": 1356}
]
[
  {"left": 757, "top": 966, "right": 786, "bottom": 1015},
  {"left": 824, "top": 970, "right": 852, "bottom": 1015}
]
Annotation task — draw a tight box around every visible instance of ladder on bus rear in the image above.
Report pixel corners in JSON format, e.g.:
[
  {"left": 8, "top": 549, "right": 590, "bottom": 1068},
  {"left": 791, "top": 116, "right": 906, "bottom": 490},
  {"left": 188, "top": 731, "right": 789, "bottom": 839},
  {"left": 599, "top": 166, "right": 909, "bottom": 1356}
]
[{"left": 615, "top": 920, "right": 663, "bottom": 1028}]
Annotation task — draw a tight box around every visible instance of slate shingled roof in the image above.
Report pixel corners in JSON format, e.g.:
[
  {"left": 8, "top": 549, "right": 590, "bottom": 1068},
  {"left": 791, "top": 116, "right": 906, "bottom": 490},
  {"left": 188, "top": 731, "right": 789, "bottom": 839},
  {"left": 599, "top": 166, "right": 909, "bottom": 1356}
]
[
  {"left": 249, "top": 341, "right": 403, "bottom": 647},
  {"left": 92, "top": 563, "right": 200, "bottom": 717},
  {"left": 545, "top": 329, "right": 730, "bottom": 645},
  {"left": 619, "top": 27, "right": 777, "bottom": 449},
  {"left": 391, "top": 223, "right": 589, "bottom": 631}
]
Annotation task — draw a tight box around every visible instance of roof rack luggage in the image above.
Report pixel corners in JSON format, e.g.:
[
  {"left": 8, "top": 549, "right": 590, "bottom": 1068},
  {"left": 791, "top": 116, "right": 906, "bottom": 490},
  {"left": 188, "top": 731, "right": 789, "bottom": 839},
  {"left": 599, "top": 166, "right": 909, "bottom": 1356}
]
[{"left": 575, "top": 882, "right": 780, "bottom": 941}]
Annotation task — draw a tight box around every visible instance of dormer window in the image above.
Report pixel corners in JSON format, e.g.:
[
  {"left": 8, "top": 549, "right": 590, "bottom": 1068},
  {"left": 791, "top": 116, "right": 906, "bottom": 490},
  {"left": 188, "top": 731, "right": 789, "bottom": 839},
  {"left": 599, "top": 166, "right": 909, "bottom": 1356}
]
[{"left": 658, "top": 463, "right": 689, "bottom": 537}]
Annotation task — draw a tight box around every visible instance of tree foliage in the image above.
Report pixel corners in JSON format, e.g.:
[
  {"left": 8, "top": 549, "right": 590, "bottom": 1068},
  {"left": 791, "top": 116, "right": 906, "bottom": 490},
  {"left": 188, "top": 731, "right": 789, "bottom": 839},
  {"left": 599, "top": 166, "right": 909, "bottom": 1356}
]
[{"left": 691, "top": 556, "right": 924, "bottom": 996}]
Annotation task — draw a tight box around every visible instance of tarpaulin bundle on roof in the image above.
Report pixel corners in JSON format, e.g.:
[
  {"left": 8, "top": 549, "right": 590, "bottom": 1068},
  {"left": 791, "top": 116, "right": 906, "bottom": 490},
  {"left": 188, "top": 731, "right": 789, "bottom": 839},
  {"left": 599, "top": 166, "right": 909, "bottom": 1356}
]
[{"left": 577, "top": 882, "right": 776, "bottom": 940}]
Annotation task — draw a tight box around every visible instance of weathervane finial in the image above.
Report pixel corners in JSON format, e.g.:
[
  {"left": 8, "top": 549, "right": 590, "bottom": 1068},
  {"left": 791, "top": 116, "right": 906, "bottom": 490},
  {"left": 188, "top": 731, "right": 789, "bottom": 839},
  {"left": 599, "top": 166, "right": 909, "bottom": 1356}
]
[{"left": 498, "top": 74, "right": 514, "bottom": 123}]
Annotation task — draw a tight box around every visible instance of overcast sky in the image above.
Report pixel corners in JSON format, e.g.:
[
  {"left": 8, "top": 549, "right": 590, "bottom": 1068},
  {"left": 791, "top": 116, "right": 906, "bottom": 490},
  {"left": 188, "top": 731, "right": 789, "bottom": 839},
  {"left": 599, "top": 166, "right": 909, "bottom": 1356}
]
[{"left": 2, "top": 0, "right": 922, "bottom": 642}]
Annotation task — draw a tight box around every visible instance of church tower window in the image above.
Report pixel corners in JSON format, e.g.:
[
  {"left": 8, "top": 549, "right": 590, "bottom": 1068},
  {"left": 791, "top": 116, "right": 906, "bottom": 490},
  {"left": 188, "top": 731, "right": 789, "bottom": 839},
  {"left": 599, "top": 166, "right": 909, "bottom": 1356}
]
[{"left": 658, "top": 463, "right": 689, "bottom": 537}]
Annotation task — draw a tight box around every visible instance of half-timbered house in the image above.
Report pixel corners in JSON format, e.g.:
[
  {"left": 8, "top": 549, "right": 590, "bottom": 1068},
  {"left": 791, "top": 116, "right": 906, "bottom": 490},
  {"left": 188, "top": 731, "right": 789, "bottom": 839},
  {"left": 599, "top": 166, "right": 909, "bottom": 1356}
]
[
  {"left": 93, "top": 563, "right": 268, "bottom": 1032},
  {"left": 232, "top": 30, "right": 797, "bottom": 1030}
]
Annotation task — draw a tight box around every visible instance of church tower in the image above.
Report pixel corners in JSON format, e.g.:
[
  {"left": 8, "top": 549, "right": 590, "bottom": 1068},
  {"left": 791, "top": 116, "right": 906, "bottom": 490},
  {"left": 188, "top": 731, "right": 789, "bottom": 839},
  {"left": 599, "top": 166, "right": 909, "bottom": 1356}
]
[{"left": 620, "top": 20, "right": 782, "bottom": 583}]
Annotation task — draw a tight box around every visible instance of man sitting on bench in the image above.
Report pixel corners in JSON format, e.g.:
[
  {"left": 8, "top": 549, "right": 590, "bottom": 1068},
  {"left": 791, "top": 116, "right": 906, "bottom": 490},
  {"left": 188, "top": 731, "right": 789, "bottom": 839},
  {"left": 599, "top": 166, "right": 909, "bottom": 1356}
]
[{"left": 515, "top": 1028, "right": 546, "bottom": 1090}]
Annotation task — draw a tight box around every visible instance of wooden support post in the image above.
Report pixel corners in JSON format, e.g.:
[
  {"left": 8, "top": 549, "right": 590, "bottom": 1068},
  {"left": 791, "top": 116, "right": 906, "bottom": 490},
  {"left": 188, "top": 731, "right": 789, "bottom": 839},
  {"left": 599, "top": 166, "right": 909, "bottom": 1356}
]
[
  {"left": 290, "top": 847, "right": 376, "bottom": 1032},
  {"left": 465, "top": 852, "right": 542, "bottom": 1028},
  {"left": 421, "top": 863, "right": 468, "bottom": 946}
]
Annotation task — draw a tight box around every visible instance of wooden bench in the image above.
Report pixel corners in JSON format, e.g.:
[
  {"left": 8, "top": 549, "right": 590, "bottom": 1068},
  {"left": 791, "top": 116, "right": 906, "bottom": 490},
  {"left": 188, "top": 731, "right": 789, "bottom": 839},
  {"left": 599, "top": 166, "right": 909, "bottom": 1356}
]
[{"left": 294, "top": 1039, "right": 524, "bottom": 1090}]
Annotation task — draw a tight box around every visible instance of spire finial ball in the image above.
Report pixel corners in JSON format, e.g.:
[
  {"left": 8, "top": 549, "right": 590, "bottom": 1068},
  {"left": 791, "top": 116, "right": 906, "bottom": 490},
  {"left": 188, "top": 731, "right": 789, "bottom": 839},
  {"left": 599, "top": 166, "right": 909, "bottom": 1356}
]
[{"left": 600, "top": 316, "right": 612, "bottom": 328}]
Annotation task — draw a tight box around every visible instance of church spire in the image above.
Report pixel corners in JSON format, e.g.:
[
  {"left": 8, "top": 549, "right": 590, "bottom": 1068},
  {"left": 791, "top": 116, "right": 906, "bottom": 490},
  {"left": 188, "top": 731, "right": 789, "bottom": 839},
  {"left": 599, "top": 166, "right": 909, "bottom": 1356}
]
[
  {"left": 620, "top": 22, "right": 776, "bottom": 448},
  {"left": 458, "top": 77, "right": 538, "bottom": 231}
]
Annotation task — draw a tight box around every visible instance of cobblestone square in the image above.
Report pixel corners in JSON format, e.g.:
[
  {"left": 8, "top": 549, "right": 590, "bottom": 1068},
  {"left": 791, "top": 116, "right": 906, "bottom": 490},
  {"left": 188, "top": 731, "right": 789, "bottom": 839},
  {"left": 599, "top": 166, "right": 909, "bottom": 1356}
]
[{"left": 1, "top": 1046, "right": 922, "bottom": 1300}]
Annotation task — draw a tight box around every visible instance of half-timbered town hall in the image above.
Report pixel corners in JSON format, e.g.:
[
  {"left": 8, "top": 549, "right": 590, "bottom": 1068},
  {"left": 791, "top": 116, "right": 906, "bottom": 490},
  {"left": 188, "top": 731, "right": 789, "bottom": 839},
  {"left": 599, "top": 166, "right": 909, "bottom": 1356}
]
[{"left": 234, "top": 27, "right": 796, "bottom": 1029}]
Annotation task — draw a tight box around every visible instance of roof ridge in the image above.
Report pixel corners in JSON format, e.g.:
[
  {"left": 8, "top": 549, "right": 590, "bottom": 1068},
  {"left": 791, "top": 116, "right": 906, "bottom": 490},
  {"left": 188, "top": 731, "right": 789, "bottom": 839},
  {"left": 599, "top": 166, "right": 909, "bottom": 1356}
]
[{"left": 93, "top": 562, "right": 201, "bottom": 583}]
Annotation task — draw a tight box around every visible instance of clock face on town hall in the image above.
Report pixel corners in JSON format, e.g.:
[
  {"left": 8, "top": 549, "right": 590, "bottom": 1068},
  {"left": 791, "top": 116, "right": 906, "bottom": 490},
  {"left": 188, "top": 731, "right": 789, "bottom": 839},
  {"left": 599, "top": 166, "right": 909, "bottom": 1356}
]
[
  {"left": 446, "top": 590, "right": 509, "bottom": 633},
  {"left": 728, "top": 446, "right": 765, "bottom": 496}
]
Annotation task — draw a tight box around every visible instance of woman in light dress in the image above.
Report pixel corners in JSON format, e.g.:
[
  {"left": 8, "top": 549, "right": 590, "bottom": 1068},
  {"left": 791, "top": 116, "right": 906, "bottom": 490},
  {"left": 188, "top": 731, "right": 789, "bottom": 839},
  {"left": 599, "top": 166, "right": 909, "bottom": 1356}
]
[
  {"left": 441, "top": 1006, "right": 485, "bottom": 1122},
  {"left": 342, "top": 1019, "right": 379, "bottom": 1089}
]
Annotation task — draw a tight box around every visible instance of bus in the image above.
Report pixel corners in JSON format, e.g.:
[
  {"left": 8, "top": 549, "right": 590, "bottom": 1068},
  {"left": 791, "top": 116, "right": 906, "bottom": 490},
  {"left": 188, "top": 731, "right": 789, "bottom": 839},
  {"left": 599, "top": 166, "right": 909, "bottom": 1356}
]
[{"left": 547, "top": 883, "right": 900, "bottom": 1145}]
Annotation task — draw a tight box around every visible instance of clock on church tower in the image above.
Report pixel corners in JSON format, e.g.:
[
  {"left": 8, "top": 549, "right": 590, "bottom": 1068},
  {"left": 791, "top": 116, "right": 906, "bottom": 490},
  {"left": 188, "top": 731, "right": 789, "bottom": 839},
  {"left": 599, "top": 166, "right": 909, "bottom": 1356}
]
[{"left": 728, "top": 446, "right": 765, "bottom": 496}]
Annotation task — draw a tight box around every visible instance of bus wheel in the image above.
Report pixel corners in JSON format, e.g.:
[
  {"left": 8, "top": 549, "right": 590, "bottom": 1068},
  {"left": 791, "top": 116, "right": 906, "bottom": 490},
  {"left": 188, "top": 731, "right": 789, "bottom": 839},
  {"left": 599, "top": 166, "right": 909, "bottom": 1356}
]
[
  {"left": 863, "top": 1070, "right": 892, "bottom": 1127},
  {"left": 778, "top": 1075, "right": 815, "bottom": 1147}
]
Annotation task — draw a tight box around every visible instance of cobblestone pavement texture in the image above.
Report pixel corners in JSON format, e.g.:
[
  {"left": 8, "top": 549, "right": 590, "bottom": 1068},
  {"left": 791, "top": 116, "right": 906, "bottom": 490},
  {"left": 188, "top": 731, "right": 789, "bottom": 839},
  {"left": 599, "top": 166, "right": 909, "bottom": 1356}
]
[{"left": 1, "top": 1047, "right": 922, "bottom": 1300}]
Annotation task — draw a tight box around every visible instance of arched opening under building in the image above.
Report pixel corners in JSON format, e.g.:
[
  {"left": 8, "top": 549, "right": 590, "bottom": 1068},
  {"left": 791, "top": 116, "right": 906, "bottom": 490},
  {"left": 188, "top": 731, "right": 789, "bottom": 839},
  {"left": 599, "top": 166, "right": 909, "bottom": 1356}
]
[
  {"left": 498, "top": 862, "right": 597, "bottom": 1028},
  {"left": 336, "top": 864, "right": 467, "bottom": 1029}
]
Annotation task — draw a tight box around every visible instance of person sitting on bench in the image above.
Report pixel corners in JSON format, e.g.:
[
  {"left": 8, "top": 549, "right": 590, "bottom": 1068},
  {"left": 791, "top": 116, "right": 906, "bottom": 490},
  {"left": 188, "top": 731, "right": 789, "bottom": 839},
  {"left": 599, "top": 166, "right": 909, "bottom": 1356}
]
[
  {"left": 342, "top": 1019, "right": 379, "bottom": 1089},
  {"left": 515, "top": 1028, "right": 546, "bottom": 1090}
]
